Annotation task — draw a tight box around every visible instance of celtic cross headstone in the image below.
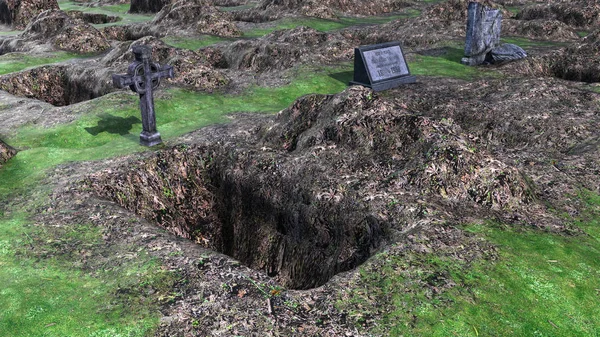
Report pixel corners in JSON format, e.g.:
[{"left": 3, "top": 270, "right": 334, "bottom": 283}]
[{"left": 112, "top": 45, "right": 174, "bottom": 146}]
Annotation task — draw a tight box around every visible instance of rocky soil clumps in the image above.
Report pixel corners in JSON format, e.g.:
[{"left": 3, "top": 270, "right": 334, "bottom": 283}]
[
  {"left": 516, "top": 1, "right": 600, "bottom": 29},
  {"left": 0, "top": 64, "right": 115, "bottom": 106},
  {"left": 258, "top": 0, "right": 413, "bottom": 17},
  {"left": 0, "top": 9, "right": 111, "bottom": 54},
  {"left": 0, "top": 139, "right": 16, "bottom": 167},
  {"left": 221, "top": 26, "right": 351, "bottom": 72},
  {"left": 502, "top": 18, "right": 580, "bottom": 41},
  {"left": 87, "top": 85, "right": 559, "bottom": 291},
  {"left": 151, "top": 0, "right": 242, "bottom": 37},
  {"left": 0, "top": 0, "right": 60, "bottom": 29}
]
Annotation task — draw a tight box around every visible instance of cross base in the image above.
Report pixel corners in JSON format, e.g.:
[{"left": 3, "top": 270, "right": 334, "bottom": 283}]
[{"left": 140, "top": 131, "right": 162, "bottom": 147}]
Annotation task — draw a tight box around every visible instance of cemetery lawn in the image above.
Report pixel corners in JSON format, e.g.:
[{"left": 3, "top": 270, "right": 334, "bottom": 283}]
[
  {"left": 339, "top": 202, "right": 600, "bottom": 336},
  {"left": 1, "top": 0, "right": 600, "bottom": 333},
  {"left": 2, "top": 53, "right": 600, "bottom": 336}
]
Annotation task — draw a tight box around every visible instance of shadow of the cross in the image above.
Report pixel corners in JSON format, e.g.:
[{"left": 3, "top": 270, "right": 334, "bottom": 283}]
[{"left": 85, "top": 114, "right": 141, "bottom": 136}]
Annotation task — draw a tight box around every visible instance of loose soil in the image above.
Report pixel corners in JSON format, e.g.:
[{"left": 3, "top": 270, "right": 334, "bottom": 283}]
[{"left": 1, "top": 0, "right": 599, "bottom": 335}]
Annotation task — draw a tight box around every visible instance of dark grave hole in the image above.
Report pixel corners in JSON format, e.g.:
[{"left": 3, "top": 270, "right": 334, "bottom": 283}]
[
  {"left": 0, "top": 65, "right": 114, "bottom": 106},
  {"left": 66, "top": 11, "right": 122, "bottom": 24},
  {"left": 88, "top": 148, "right": 388, "bottom": 289}
]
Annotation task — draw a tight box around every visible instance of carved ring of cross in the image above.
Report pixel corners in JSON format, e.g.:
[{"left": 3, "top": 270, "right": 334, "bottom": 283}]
[{"left": 127, "top": 62, "right": 162, "bottom": 94}]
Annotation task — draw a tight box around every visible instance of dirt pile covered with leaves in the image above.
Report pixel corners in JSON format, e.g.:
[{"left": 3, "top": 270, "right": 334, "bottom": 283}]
[
  {"left": 0, "top": 0, "right": 60, "bottom": 29},
  {"left": 76, "top": 73, "right": 600, "bottom": 334},
  {"left": 516, "top": 0, "right": 600, "bottom": 29},
  {"left": 152, "top": 0, "right": 242, "bottom": 37},
  {"left": 0, "top": 9, "right": 110, "bottom": 54},
  {"left": 502, "top": 29, "right": 600, "bottom": 82},
  {"left": 0, "top": 63, "right": 116, "bottom": 106}
]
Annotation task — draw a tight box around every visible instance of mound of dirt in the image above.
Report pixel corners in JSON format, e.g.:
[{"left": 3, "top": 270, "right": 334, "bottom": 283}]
[
  {"left": 0, "top": 0, "right": 60, "bottom": 29},
  {"left": 502, "top": 30, "right": 600, "bottom": 83},
  {"left": 103, "top": 36, "right": 230, "bottom": 91},
  {"left": 87, "top": 85, "right": 563, "bottom": 290},
  {"left": 235, "top": 0, "right": 413, "bottom": 22},
  {"left": 422, "top": 0, "right": 508, "bottom": 22},
  {"left": 21, "top": 9, "right": 110, "bottom": 54},
  {"left": 99, "top": 24, "right": 150, "bottom": 41},
  {"left": 0, "top": 139, "right": 16, "bottom": 167},
  {"left": 516, "top": 1, "right": 600, "bottom": 28},
  {"left": 0, "top": 64, "right": 115, "bottom": 106},
  {"left": 152, "top": 0, "right": 242, "bottom": 37},
  {"left": 392, "top": 76, "right": 600, "bottom": 212},
  {"left": 221, "top": 26, "right": 347, "bottom": 71},
  {"left": 550, "top": 30, "right": 600, "bottom": 82},
  {"left": 502, "top": 18, "right": 580, "bottom": 41},
  {"left": 260, "top": 0, "right": 413, "bottom": 16},
  {"left": 336, "top": 0, "right": 500, "bottom": 49}
]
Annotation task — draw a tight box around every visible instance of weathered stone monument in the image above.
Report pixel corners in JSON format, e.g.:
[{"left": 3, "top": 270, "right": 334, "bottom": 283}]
[
  {"left": 112, "top": 45, "right": 174, "bottom": 146},
  {"left": 350, "top": 41, "right": 416, "bottom": 91},
  {"left": 461, "top": 1, "right": 526, "bottom": 65}
]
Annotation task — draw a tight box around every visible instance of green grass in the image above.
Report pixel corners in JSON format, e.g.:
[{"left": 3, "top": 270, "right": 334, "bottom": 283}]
[
  {"left": 411, "top": 46, "right": 502, "bottom": 80},
  {"left": 0, "top": 30, "right": 21, "bottom": 36},
  {"left": 0, "top": 215, "right": 160, "bottom": 337},
  {"left": 243, "top": 14, "right": 410, "bottom": 38},
  {"left": 505, "top": 6, "right": 521, "bottom": 15},
  {"left": 57, "top": 0, "right": 153, "bottom": 27},
  {"left": 0, "top": 64, "right": 352, "bottom": 197},
  {"left": 219, "top": 3, "right": 258, "bottom": 12},
  {"left": 0, "top": 52, "right": 83, "bottom": 75},
  {"left": 577, "top": 31, "right": 590, "bottom": 38},
  {"left": 0, "top": 60, "right": 353, "bottom": 336},
  {"left": 161, "top": 36, "right": 230, "bottom": 50},
  {"left": 340, "top": 209, "right": 600, "bottom": 337},
  {"left": 576, "top": 190, "right": 600, "bottom": 240},
  {"left": 501, "top": 36, "right": 570, "bottom": 49}
]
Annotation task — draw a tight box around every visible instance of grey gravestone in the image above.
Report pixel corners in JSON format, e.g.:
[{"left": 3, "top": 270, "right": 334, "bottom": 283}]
[
  {"left": 112, "top": 45, "right": 174, "bottom": 146},
  {"left": 489, "top": 43, "right": 527, "bottom": 63},
  {"left": 350, "top": 41, "right": 416, "bottom": 92},
  {"left": 461, "top": 1, "right": 502, "bottom": 66}
]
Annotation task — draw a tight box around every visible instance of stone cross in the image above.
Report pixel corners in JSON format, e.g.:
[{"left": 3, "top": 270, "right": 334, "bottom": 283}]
[{"left": 112, "top": 45, "right": 174, "bottom": 146}]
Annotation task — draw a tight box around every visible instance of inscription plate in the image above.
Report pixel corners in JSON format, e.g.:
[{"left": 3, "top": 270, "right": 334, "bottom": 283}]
[
  {"left": 362, "top": 46, "right": 409, "bottom": 82},
  {"left": 350, "top": 41, "right": 416, "bottom": 92}
]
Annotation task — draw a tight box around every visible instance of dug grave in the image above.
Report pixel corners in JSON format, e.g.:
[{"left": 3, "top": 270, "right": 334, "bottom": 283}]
[{"left": 1, "top": 0, "right": 600, "bottom": 336}]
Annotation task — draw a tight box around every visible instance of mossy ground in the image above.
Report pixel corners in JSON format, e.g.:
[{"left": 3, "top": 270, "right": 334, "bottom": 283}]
[
  {"left": 1, "top": 1, "right": 600, "bottom": 335},
  {"left": 0, "top": 52, "right": 84, "bottom": 75},
  {"left": 57, "top": 0, "right": 154, "bottom": 27}
]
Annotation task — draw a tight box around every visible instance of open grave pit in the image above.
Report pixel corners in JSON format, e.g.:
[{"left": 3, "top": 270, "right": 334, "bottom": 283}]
[
  {"left": 85, "top": 86, "right": 557, "bottom": 290},
  {"left": 65, "top": 10, "right": 122, "bottom": 25},
  {"left": 0, "top": 64, "right": 115, "bottom": 107},
  {"left": 86, "top": 143, "right": 389, "bottom": 290}
]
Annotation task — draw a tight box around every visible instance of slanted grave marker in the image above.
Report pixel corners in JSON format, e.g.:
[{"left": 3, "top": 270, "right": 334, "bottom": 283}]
[{"left": 350, "top": 41, "right": 416, "bottom": 91}]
